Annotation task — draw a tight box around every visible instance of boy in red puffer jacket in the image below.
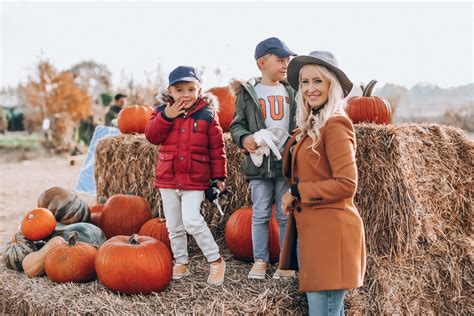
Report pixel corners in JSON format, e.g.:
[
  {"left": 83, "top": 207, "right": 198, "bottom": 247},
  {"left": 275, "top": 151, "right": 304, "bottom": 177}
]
[{"left": 145, "top": 66, "right": 227, "bottom": 286}]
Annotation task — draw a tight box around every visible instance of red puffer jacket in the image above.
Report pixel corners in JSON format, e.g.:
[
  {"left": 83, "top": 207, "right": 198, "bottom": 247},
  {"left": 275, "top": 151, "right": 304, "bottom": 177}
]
[{"left": 145, "top": 95, "right": 227, "bottom": 191}]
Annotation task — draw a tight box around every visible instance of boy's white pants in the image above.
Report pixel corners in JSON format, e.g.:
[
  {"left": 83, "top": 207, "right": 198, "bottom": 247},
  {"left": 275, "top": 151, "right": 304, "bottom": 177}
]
[{"left": 159, "top": 188, "right": 220, "bottom": 264}]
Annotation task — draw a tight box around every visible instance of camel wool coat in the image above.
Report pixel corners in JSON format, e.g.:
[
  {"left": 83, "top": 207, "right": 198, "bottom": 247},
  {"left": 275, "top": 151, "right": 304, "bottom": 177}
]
[{"left": 279, "top": 113, "right": 366, "bottom": 292}]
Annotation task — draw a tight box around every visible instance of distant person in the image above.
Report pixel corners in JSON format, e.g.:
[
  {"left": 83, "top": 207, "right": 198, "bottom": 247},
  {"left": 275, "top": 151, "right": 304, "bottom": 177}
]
[{"left": 105, "top": 93, "right": 127, "bottom": 126}]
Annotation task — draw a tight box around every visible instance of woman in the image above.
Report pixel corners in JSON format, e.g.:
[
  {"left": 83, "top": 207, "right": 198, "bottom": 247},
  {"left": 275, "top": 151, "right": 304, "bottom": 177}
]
[{"left": 279, "top": 51, "right": 366, "bottom": 315}]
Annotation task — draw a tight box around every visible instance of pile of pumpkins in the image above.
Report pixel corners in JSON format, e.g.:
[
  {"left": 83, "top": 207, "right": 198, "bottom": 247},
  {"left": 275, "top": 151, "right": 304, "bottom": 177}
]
[{"left": 2, "top": 187, "right": 172, "bottom": 294}]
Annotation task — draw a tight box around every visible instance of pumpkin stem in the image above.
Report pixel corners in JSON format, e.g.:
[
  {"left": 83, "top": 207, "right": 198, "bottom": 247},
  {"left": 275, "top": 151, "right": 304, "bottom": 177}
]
[
  {"left": 128, "top": 234, "right": 140, "bottom": 245},
  {"left": 68, "top": 231, "right": 79, "bottom": 247},
  {"left": 363, "top": 80, "right": 378, "bottom": 97},
  {"left": 98, "top": 196, "right": 107, "bottom": 204}
]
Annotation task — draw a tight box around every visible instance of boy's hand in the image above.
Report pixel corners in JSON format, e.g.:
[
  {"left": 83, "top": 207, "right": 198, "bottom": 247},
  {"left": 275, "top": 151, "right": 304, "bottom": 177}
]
[
  {"left": 164, "top": 99, "right": 186, "bottom": 119},
  {"left": 243, "top": 135, "right": 258, "bottom": 153},
  {"left": 217, "top": 181, "right": 225, "bottom": 192}
]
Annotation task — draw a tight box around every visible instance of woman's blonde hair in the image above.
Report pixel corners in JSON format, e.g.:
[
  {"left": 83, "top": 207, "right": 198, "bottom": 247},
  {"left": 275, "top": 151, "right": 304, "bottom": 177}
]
[{"left": 295, "top": 64, "right": 347, "bottom": 154}]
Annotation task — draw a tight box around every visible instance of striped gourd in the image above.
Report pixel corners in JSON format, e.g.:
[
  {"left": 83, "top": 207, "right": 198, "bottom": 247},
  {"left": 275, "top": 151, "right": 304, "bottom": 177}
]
[{"left": 2, "top": 233, "right": 38, "bottom": 271}]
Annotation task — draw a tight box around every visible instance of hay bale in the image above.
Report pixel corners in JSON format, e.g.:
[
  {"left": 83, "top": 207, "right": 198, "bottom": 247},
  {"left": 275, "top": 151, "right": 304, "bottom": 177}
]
[{"left": 89, "top": 123, "right": 473, "bottom": 314}]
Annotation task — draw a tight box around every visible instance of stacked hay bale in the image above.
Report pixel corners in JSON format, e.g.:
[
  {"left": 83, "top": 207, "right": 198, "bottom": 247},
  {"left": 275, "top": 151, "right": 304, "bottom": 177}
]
[{"left": 92, "top": 124, "right": 472, "bottom": 314}]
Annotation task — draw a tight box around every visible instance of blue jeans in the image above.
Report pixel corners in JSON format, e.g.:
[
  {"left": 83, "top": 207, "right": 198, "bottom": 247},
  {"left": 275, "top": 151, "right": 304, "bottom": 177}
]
[
  {"left": 297, "top": 240, "right": 346, "bottom": 315},
  {"left": 249, "top": 178, "right": 289, "bottom": 262}
]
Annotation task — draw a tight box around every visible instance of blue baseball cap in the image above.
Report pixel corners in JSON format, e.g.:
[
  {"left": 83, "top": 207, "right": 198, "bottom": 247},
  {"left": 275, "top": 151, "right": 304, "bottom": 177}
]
[
  {"left": 168, "top": 66, "right": 201, "bottom": 87},
  {"left": 254, "top": 37, "right": 296, "bottom": 60}
]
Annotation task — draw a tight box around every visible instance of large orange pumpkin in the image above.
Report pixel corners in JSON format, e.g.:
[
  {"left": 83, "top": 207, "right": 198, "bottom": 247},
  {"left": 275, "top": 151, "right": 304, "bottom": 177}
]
[
  {"left": 21, "top": 208, "right": 57, "bottom": 241},
  {"left": 345, "top": 80, "right": 392, "bottom": 124},
  {"left": 99, "top": 194, "right": 152, "bottom": 239},
  {"left": 225, "top": 206, "right": 280, "bottom": 263},
  {"left": 117, "top": 104, "right": 154, "bottom": 134},
  {"left": 95, "top": 234, "right": 172, "bottom": 294},
  {"left": 45, "top": 231, "right": 97, "bottom": 283},
  {"left": 206, "top": 86, "right": 236, "bottom": 132},
  {"left": 138, "top": 218, "right": 171, "bottom": 251}
]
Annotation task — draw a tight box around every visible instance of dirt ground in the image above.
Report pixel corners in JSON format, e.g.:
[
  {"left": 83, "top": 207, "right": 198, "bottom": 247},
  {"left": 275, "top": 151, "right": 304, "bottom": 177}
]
[{"left": 0, "top": 153, "right": 97, "bottom": 248}]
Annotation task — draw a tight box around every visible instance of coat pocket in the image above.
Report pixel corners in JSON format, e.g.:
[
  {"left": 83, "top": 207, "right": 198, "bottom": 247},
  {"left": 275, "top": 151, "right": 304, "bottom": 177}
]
[
  {"left": 190, "top": 153, "right": 211, "bottom": 182},
  {"left": 156, "top": 153, "right": 174, "bottom": 180}
]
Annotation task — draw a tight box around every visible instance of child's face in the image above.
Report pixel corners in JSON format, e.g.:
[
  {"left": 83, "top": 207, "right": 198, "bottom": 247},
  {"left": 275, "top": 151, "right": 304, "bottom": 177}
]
[
  {"left": 168, "top": 81, "right": 201, "bottom": 109},
  {"left": 300, "top": 65, "right": 330, "bottom": 108},
  {"left": 258, "top": 54, "right": 290, "bottom": 82}
]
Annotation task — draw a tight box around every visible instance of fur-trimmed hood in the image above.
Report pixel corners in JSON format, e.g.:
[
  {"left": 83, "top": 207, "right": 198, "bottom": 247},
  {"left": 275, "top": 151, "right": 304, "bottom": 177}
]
[{"left": 155, "top": 91, "right": 219, "bottom": 112}]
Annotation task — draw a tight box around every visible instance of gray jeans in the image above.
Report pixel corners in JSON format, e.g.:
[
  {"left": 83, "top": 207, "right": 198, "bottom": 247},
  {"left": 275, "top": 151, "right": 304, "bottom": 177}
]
[{"left": 249, "top": 178, "right": 289, "bottom": 262}]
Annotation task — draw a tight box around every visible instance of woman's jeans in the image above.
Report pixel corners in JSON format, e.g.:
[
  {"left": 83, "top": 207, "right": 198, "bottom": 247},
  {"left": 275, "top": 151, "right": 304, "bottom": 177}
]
[{"left": 297, "top": 239, "right": 346, "bottom": 315}]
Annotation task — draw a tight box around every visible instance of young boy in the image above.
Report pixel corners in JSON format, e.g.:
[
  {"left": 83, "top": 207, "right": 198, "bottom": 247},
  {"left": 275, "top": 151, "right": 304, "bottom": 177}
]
[
  {"left": 230, "top": 37, "right": 297, "bottom": 279},
  {"left": 145, "top": 66, "right": 227, "bottom": 285}
]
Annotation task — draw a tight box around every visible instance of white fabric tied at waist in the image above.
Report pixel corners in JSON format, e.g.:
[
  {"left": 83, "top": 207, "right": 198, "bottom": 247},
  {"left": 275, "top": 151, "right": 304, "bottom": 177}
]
[{"left": 250, "top": 127, "right": 290, "bottom": 167}]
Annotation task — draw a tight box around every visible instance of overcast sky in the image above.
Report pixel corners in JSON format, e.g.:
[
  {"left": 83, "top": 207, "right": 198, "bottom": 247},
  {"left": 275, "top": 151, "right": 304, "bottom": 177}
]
[{"left": 1, "top": 1, "right": 473, "bottom": 91}]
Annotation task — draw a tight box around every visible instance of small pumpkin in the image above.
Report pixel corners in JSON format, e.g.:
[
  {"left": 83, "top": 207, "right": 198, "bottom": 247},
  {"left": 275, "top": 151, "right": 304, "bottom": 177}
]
[
  {"left": 2, "top": 233, "right": 37, "bottom": 271},
  {"left": 21, "top": 208, "right": 57, "bottom": 241},
  {"left": 95, "top": 234, "right": 172, "bottom": 294},
  {"left": 50, "top": 222, "right": 106, "bottom": 248},
  {"left": 207, "top": 86, "right": 236, "bottom": 132},
  {"left": 37, "top": 186, "right": 91, "bottom": 225},
  {"left": 225, "top": 206, "right": 280, "bottom": 263},
  {"left": 22, "top": 236, "right": 64, "bottom": 277},
  {"left": 345, "top": 80, "right": 392, "bottom": 124},
  {"left": 99, "top": 194, "right": 152, "bottom": 239},
  {"left": 138, "top": 218, "right": 171, "bottom": 251},
  {"left": 45, "top": 232, "right": 97, "bottom": 283},
  {"left": 117, "top": 104, "right": 154, "bottom": 134}
]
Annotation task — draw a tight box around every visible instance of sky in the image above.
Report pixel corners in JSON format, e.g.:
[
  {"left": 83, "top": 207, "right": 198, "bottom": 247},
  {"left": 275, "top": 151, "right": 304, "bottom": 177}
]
[{"left": 1, "top": 1, "right": 473, "bottom": 91}]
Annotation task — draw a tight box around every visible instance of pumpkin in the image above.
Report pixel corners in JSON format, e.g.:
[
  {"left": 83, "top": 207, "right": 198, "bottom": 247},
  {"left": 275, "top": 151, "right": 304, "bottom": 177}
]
[
  {"left": 345, "top": 80, "right": 392, "bottom": 124},
  {"left": 22, "top": 236, "right": 64, "bottom": 277},
  {"left": 225, "top": 206, "right": 280, "bottom": 263},
  {"left": 117, "top": 104, "right": 154, "bottom": 134},
  {"left": 138, "top": 218, "right": 171, "bottom": 251},
  {"left": 50, "top": 222, "right": 106, "bottom": 248},
  {"left": 89, "top": 200, "right": 105, "bottom": 227},
  {"left": 45, "top": 231, "right": 97, "bottom": 283},
  {"left": 21, "top": 208, "right": 57, "bottom": 241},
  {"left": 95, "top": 234, "right": 172, "bottom": 294},
  {"left": 2, "top": 233, "right": 37, "bottom": 271},
  {"left": 206, "top": 86, "right": 236, "bottom": 132},
  {"left": 99, "top": 194, "right": 152, "bottom": 239},
  {"left": 37, "top": 186, "right": 90, "bottom": 225}
]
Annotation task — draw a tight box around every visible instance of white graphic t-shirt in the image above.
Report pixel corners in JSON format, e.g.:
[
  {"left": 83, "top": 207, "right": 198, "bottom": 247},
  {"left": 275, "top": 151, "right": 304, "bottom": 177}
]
[{"left": 254, "top": 83, "right": 291, "bottom": 152}]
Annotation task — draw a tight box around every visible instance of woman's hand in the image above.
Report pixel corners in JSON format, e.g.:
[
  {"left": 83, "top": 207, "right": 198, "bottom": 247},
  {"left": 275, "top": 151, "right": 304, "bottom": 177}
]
[{"left": 281, "top": 190, "right": 296, "bottom": 215}]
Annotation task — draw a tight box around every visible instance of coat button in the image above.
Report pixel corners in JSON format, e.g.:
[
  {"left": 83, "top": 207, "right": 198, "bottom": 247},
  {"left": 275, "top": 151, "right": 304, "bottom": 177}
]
[
  {"left": 181, "top": 128, "right": 185, "bottom": 132},
  {"left": 201, "top": 157, "right": 205, "bottom": 161},
  {"left": 180, "top": 156, "right": 184, "bottom": 160},
  {"left": 296, "top": 206, "right": 302, "bottom": 212}
]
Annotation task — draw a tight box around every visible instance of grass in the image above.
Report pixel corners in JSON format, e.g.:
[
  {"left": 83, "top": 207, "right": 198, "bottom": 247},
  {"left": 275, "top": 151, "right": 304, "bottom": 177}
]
[{"left": 0, "top": 132, "right": 42, "bottom": 150}]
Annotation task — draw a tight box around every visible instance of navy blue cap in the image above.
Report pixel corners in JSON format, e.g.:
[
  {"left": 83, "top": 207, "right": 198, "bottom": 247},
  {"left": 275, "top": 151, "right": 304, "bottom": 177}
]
[
  {"left": 168, "top": 66, "right": 201, "bottom": 87},
  {"left": 254, "top": 37, "right": 296, "bottom": 60}
]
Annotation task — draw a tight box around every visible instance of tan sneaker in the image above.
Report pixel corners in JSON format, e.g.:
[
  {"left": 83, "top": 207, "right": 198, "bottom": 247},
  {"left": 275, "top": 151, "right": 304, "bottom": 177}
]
[
  {"left": 172, "top": 263, "right": 190, "bottom": 280},
  {"left": 208, "top": 259, "right": 226, "bottom": 286},
  {"left": 273, "top": 268, "right": 296, "bottom": 280},
  {"left": 248, "top": 259, "right": 267, "bottom": 279}
]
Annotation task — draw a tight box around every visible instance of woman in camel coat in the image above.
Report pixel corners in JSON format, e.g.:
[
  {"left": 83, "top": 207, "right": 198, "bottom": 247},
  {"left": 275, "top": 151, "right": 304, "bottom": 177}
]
[{"left": 279, "top": 51, "right": 366, "bottom": 315}]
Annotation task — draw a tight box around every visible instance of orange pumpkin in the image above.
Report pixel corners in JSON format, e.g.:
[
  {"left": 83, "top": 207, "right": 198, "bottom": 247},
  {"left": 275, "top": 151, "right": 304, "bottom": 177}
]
[
  {"left": 225, "top": 206, "right": 280, "bottom": 263},
  {"left": 139, "top": 218, "right": 171, "bottom": 251},
  {"left": 345, "top": 80, "right": 392, "bottom": 124},
  {"left": 95, "top": 234, "right": 172, "bottom": 294},
  {"left": 206, "top": 86, "right": 236, "bottom": 132},
  {"left": 89, "top": 199, "right": 105, "bottom": 227},
  {"left": 45, "top": 231, "right": 97, "bottom": 283},
  {"left": 117, "top": 104, "right": 154, "bottom": 134},
  {"left": 99, "top": 194, "right": 152, "bottom": 239},
  {"left": 21, "top": 208, "right": 57, "bottom": 241}
]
